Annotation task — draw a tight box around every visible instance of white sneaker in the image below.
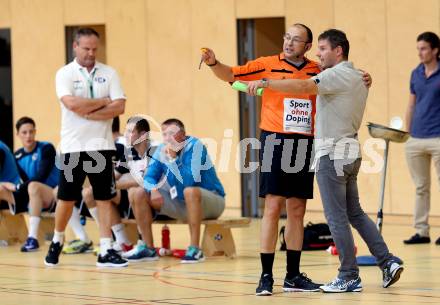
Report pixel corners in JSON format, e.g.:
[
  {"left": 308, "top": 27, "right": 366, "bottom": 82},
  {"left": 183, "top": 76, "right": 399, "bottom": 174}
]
[{"left": 320, "top": 277, "right": 363, "bottom": 293}]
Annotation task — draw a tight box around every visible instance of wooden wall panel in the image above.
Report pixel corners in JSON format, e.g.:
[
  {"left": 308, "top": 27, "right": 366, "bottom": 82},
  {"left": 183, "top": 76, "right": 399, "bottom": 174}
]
[
  {"left": 105, "top": 0, "right": 149, "bottom": 126},
  {"left": 0, "top": 0, "right": 10, "bottom": 27},
  {"left": 11, "top": 0, "right": 64, "bottom": 149},
  {"left": 236, "top": 0, "right": 284, "bottom": 18},
  {"left": 63, "top": 0, "right": 105, "bottom": 25}
]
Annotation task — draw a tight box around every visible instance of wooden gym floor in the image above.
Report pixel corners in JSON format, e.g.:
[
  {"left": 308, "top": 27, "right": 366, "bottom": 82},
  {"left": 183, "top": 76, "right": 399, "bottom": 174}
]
[{"left": 0, "top": 211, "right": 439, "bottom": 305}]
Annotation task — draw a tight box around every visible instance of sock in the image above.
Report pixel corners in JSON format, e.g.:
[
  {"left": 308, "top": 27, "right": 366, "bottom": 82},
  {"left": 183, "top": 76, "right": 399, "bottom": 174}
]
[
  {"left": 28, "top": 216, "right": 41, "bottom": 239},
  {"left": 68, "top": 206, "right": 90, "bottom": 242},
  {"left": 260, "top": 253, "right": 275, "bottom": 276},
  {"left": 100, "top": 237, "right": 113, "bottom": 256},
  {"left": 111, "top": 223, "right": 131, "bottom": 245},
  {"left": 286, "top": 250, "right": 301, "bottom": 278},
  {"left": 89, "top": 207, "right": 99, "bottom": 225},
  {"left": 52, "top": 230, "right": 65, "bottom": 245}
]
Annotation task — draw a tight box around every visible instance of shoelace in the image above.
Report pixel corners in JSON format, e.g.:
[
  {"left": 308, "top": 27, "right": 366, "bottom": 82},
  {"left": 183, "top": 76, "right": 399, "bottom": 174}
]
[
  {"left": 186, "top": 247, "right": 198, "bottom": 257},
  {"left": 260, "top": 275, "right": 273, "bottom": 286},
  {"left": 328, "top": 278, "right": 343, "bottom": 287},
  {"left": 107, "top": 249, "right": 122, "bottom": 259},
  {"left": 50, "top": 244, "right": 60, "bottom": 253},
  {"left": 329, "top": 278, "right": 357, "bottom": 289},
  {"left": 299, "top": 273, "right": 313, "bottom": 283}
]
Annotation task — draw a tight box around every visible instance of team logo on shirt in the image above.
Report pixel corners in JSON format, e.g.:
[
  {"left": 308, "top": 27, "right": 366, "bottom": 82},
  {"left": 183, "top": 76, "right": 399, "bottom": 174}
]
[
  {"left": 32, "top": 153, "right": 38, "bottom": 161},
  {"left": 73, "top": 80, "right": 83, "bottom": 89},
  {"left": 94, "top": 77, "right": 106, "bottom": 83}
]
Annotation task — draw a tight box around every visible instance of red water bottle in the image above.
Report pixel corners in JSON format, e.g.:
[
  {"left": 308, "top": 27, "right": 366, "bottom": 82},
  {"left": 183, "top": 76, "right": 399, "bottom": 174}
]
[{"left": 161, "top": 225, "right": 170, "bottom": 249}]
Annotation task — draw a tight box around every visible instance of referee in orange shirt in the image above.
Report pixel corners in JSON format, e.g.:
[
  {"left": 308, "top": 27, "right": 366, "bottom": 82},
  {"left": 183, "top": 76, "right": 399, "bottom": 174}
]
[{"left": 203, "top": 23, "right": 322, "bottom": 295}]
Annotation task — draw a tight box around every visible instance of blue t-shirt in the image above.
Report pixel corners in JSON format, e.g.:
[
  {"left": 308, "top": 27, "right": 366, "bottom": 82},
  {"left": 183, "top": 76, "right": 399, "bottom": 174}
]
[
  {"left": 0, "top": 140, "right": 21, "bottom": 184},
  {"left": 14, "top": 141, "right": 59, "bottom": 188},
  {"left": 410, "top": 61, "right": 440, "bottom": 138}
]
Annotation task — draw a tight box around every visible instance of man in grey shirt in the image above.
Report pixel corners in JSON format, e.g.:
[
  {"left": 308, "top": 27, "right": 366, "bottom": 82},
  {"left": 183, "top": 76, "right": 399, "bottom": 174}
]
[{"left": 246, "top": 29, "right": 403, "bottom": 293}]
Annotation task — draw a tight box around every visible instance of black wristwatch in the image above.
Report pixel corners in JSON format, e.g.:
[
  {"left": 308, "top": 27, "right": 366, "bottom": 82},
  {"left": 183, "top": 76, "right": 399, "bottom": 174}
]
[
  {"left": 261, "top": 78, "right": 269, "bottom": 88},
  {"left": 207, "top": 60, "right": 218, "bottom": 67}
]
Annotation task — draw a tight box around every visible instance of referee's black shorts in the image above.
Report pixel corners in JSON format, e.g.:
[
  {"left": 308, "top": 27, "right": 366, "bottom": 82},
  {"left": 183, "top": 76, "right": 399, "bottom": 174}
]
[{"left": 259, "top": 130, "right": 314, "bottom": 199}]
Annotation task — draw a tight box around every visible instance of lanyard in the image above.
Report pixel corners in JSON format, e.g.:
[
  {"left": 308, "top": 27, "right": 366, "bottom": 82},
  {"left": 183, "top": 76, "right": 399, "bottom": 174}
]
[{"left": 79, "top": 68, "right": 97, "bottom": 98}]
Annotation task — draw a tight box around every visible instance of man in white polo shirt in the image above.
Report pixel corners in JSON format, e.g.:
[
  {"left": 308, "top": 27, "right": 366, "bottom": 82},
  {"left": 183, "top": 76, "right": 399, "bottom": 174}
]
[
  {"left": 45, "top": 27, "right": 128, "bottom": 267},
  {"left": 245, "top": 29, "right": 403, "bottom": 293}
]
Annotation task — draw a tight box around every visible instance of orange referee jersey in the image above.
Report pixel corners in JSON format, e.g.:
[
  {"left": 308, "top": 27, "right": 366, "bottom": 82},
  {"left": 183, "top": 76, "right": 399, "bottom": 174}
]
[{"left": 232, "top": 53, "right": 321, "bottom": 136}]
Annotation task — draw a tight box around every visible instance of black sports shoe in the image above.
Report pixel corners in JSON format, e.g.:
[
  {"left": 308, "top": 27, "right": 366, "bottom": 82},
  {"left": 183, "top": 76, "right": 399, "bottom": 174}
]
[
  {"left": 283, "top": 273, "right": 322, "bottom": 292},
  {"left": 44, "top": 242, "right": 63, "bottom": 266},
  {"left": 256, "top": 273, "right": 274, "bottom": 296},
  {"left": 96, "top": 249, "right": 129, "bottom": 267},
  {"left": 382, "top": 259, "right": 404, "bottom": 288},
  {"left": 403, "top": 233, "right": 430, "bottom": 244},
  {"left": 435, "top": 237, "right": 440, "bottom": 245}
]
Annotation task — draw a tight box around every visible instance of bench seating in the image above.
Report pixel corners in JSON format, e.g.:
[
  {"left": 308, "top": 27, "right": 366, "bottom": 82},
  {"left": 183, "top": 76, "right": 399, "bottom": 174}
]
[
  {"left": 0, "top": 210, "right": 28, "bottom": 244},
  {"left": 12, "top": 211, "right": 251, "bottom": 258},
  {"left": 122, "top": 217, "right": 251, "bottom": 258}
]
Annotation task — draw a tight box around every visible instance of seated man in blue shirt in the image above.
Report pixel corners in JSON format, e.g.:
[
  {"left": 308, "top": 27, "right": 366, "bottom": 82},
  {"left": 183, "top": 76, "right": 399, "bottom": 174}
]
[
  {"left": 0, "top": 140, "right": 22, "bottom": 209},
  {"left": 130, "top": 118, "right": 225, "bottom": 263},
  {"left": 14, "top": 117, "right": 92, "bottom": 252},
  {"left": 82, "top": 116, "right": 152, "bottom": 255}
]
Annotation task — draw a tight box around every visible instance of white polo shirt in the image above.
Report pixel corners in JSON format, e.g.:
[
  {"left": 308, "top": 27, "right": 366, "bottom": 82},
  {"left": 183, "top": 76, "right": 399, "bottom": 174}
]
[
  {"left": 312, "top": 61, "right": 368, "bottom": 160},
  {"left": 55, "top": 59, "right": 126, "bottom": 153}
]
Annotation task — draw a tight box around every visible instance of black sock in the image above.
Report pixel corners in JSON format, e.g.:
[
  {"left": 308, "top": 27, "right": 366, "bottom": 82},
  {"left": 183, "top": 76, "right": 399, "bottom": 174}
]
[
  {"left": 260, "top": 253, "right": 275, "bottom": 276},
  {"left": 286, "top": 249, "right": 301, "bottom": 278}
]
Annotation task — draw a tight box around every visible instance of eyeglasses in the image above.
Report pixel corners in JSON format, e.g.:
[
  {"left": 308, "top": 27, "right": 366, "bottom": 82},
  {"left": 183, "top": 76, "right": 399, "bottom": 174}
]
[{"left": 283, "top": 34, "right": 308, "bottom": 44}]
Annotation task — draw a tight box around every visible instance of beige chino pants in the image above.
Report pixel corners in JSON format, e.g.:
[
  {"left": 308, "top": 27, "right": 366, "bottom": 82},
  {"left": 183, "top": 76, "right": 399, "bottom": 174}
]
[{"left": 405, "top": 137, "right": 440, "bottom": 236}]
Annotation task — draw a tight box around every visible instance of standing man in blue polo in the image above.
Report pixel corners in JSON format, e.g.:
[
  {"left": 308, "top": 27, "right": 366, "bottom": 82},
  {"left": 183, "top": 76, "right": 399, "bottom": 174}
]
[{"left": 404, "top": 32, "right": 440, "bottom": 245}]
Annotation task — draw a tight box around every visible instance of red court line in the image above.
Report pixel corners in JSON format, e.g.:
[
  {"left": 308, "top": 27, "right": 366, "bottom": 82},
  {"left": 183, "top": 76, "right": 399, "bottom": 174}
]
[
  {"left": 0, "top": 261, "right": 257, "bottom": 302},
  {"left": 152, "top": 264, "right": 261, "bottom": 296}
]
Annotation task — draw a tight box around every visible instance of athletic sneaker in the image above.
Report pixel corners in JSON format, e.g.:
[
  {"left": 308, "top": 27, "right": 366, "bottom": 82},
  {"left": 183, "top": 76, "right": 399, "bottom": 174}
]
[
  {"left": 382, "top": 259, "right": 404, "bottom": 288},
  {"left": 44, "top": 242, "right": 63, "bottom": 266},
  {"left": 21, "top": 237, "right": 39, "bottom": 252},
  {"left": 62, "top": 239, "right": 93, "bottom": 254},
  {"left": 113, "top": 242, "right": 133, "bottom": 254},
  {"left": 125, "top": 244, "right": 159, "bottom": 262},
  {"left": 320, "top": 277, "right": 363, "bottom": 293},
  {"left": 181, "top": 246, "right": 205, "bottom": 263},
  {"left": 255, "top": 273, "right": 274, "bottom": 296},
  {"left": 283, "top": 273, "right": 322, "bottom": 292},
  {"left": 96, "top": 249, "right": 129, "bottom": 267},
  {"left": 122, "top": 240, "right": 143, "bottom": 258}
]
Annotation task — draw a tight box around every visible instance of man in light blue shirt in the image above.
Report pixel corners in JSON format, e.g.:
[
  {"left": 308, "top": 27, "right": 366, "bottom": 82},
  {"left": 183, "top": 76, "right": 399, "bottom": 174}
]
[{"left": 129, "top": 118, "right": 225, "bottom": 263}]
